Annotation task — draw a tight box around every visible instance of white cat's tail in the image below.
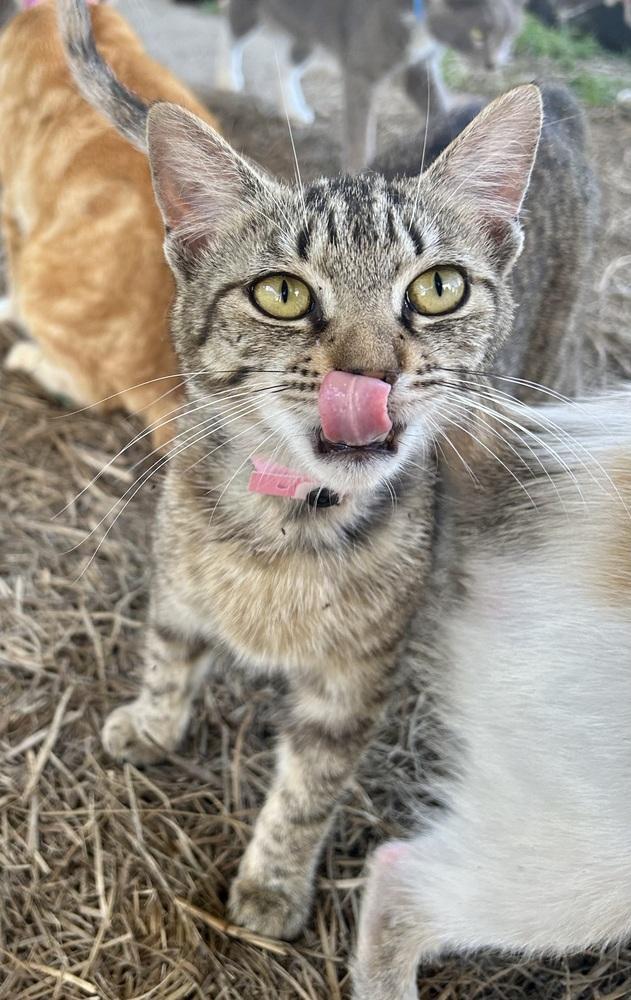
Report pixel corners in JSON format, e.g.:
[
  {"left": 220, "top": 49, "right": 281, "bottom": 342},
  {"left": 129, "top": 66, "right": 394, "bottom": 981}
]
[{"left": 56, "top": 0, "right": 149, "bottom": 151}]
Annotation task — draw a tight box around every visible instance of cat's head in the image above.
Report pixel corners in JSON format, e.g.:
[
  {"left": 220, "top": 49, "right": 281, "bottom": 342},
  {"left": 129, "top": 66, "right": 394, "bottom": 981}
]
[
  {"left": 147, "top": 85, "right": 541, "bottom": 498},
  {"left": 427, "top": 0, "right": 525, "bottom": 70}
]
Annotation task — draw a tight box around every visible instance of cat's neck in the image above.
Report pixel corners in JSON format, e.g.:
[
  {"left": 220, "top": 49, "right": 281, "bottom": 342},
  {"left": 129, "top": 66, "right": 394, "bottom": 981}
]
[{"left": 167, "top": 429, "right": 434, "bottom": 555}]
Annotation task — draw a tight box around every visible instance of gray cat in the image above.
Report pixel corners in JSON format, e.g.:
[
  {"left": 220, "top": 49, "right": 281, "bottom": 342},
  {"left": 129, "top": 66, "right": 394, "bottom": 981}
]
[
  {"left": 0, "top": 0, "right": 13, "bottom": 30},
  {"left": 225, "top": 0, "right": 526, "bottom": 171},
  {"left": 58, "top": 2, "right": 629, "bottom": 998},
  {"left": 427, "top": 0, "right": 527, "bottom": 70}
]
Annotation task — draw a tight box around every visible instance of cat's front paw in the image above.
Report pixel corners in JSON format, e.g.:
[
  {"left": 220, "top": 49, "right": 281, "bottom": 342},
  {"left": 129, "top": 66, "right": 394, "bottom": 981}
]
[
  {"left": 4, "top": 341, "right": 39, "bottom": 373},
  {"left": 102, "top": 703, "right": 167, "bottom": 767},
  {"left": 0, "top": 296, "right": 16, "bottom": 324},
  {"left": 227, "top": 876, "right": 311, "bottom": 940}
]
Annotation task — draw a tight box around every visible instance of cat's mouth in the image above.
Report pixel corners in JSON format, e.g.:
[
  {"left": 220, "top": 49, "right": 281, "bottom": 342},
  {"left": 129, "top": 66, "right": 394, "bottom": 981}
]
[
  {"left": 315, "top": 370, "right": 398, "bottom": 461},
  {"left": 315, "top": 425, "right": 400, "bottom": 460}
]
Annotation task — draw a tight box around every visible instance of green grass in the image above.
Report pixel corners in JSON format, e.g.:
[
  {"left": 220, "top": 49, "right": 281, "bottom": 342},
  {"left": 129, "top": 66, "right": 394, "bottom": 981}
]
[
  {"left": 515, "top": 13, "right": 631, "bottom": 106},
  {"left": 514, "top": 13, "right": 603, "bottom": 68},
  {"left": 570, "top": 70, "right": 629, "bottom": 105},
  {"left": 441, "top": 48, "right": 471, "bottom": 92},
  {"left": 442, "top": 13, "right": 631, "bottom": 107}
]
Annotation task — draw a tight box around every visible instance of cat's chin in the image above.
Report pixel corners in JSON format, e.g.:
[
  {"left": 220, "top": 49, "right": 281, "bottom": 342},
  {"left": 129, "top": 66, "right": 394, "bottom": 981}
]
[{"left": 300, "top": 426, "right": 407, "bottom": 497}]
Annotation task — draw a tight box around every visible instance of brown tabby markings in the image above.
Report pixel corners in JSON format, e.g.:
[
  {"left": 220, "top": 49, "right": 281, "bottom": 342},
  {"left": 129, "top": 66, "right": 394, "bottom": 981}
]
[{"left": 0, "top": 4, "right": 217, "bottom": 448}]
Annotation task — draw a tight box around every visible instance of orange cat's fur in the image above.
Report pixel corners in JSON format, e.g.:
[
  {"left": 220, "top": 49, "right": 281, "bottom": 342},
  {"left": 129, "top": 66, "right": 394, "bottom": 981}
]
[{"left": 0, "top": 3, "right": 218, "bottom": 449}]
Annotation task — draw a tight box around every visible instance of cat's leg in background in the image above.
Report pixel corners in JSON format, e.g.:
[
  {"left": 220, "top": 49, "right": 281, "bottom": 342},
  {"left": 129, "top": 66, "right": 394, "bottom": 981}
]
[
  {"left": 404, "top": 45, "right": 449, "bottom": 124},
  {"left": 281, "top": 41, "right": 316, "bottom": 126},
  {"left": 228, "top": 658, "right": 395, "bottom": 938},
  {"left": 341, "top": 69, "right": 377, "bottom": 173},
  {"left": 2, "top": 236, "right": 97, "bottom": 405},
  {"left": 4, "top": 341, "right": 93, "bottom": 405},
  {"left": 491, "top": 32, "right": 515, "bottom": 69},
  {"left": 2, "top": 204, "right": 88, "bottom": 403},
  {"left": 0, "top": 298, "right": 13, "bottom": 323},
  {"left": 227, "top": 29, "right": 257, "bottom": 92},
  {"left": 353, "top": 839, "right": 444, "bottom": 1000},
  {"left": 0, "top": 210, "right": 23, "bottom": 324},
  {"left": 102, "top": 601, "right": 214, "bottom": 767},
  {"left": 224, "top": 0, "right": 261, "bottom": 92}
]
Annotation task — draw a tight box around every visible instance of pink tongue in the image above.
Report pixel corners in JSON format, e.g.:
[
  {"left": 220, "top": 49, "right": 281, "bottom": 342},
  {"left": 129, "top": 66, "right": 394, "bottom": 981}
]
[{"left": 319, "top": 371, "right": 392, "bottom": 447}]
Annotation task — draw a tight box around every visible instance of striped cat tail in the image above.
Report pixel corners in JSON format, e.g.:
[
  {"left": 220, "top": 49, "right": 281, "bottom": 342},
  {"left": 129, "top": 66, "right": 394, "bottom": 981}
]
[{"left": 56, "top": 0, "right": 149, "bottom": 151}]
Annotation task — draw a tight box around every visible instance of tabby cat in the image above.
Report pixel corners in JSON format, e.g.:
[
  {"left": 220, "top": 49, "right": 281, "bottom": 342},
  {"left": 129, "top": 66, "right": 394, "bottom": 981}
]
[
  {"left": 58, "top": 2, "right": 630, "bottom": 998},
  {"left": 0, "top": 1, "right": 217, "bottom": 449}
]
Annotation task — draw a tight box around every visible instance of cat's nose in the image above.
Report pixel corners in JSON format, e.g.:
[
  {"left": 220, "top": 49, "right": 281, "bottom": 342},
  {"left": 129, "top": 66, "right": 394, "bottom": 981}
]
[{"left": 346, "top": 368, "right": 398, "bottom": 386}]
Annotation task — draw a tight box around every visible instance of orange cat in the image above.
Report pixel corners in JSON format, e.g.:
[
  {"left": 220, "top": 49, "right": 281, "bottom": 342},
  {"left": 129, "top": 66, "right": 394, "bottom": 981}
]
[{"left": 0, "top": 2, "right": 218, "bottom": 449}]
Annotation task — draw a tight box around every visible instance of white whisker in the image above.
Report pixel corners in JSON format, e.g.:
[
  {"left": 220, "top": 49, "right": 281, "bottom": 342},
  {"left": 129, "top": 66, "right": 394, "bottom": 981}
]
[
  {"left": 433, "top": 405, "right": 538, "bottom": 507},
  {"left": 425, "top": 411, "right": 480, "bottom": 487},
  {"left": 411, "top": 58, "right": 432, "bottom": 223},
  {"left": 205, "top": 407, "right": 303, "bottom": 528},
  {"left": 68, "top": 394, "right": 281, "bottom": 563},
  {"left": 55, "top": 380, "right": 287, "bottom": 517},
  {"left": 274, "top": 46, "right": 307, "bottom": 227}
]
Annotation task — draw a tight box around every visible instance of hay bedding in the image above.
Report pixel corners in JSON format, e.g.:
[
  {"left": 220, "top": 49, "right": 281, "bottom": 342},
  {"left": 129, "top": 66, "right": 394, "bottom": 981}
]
[{"left": 1, "top": 76, "right": 631, "bottom": 999}]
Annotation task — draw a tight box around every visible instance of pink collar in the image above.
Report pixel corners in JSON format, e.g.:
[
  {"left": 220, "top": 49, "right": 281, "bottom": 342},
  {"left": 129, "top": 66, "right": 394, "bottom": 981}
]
[
  {"left": 248, "top": 457, "right": 318, "bottom": 500},
  {"left": 248, "top": 457, "right": 339, "bottom": 507}
]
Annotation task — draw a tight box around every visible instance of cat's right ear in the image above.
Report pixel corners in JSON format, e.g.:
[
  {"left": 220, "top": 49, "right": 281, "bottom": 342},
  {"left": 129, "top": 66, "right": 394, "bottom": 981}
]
[
  {"left": 146, "top": 103, "right": 269, "bottom": 273},
  {"left": 424, "top": 84, "right": 543, "bottom": 268}
]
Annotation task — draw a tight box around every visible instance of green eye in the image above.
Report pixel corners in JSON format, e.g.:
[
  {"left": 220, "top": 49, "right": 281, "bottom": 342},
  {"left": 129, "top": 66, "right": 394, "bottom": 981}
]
[
  {"left": 406, "top": 267, "right": 466, "bottom": 316},
  {"left": 252, "top": 274, "right": 312, "bottom": 320}
]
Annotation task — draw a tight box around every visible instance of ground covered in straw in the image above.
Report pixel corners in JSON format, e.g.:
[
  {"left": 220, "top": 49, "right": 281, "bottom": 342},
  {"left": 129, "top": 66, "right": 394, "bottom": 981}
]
[{"left": 2, "top": 23, "right": 631, "bottom": 1000}]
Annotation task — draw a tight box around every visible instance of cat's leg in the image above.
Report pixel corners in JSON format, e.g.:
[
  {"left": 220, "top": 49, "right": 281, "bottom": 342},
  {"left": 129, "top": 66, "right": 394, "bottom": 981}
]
[
  {"left": 227, "top": 29, "right": 257, "bottom": 93},
  {"left": 352, "top": 813, "right": 631, "bottom": 1000},
  {"left": 0, "top": 295, "right": 14, "bottom": 323},
  {"left": 119, "top": 378, "right": 185, "bottom": 453},
  {"left": 3, "top": 235, "right": 100, "bottom": 405},
  {"left": 225, "top": 0, "right": 260, "bottom": 92},
  {"left": 404, "top": 46, "right": 449, "bottom": 122},
  {"left": 353, "top": 840, "right": 443, "bottom": 1000},
  {"left": 228, "top": 662, "right": 393, "bottom": 938},
  {"left": 102, "top": 610, "right": 214, "bottom": 767},
  {"left": 1, "top": 210, "right": 23, "bottom": 324},
  {"left": 282, "top": 42, "right": 316, "bottom": 125},
  {"left": 341, "top": 69, "right": 377, "bottom": 173},
  {"left": 4, "top": 341, "right": 93, "bottom": 406}
]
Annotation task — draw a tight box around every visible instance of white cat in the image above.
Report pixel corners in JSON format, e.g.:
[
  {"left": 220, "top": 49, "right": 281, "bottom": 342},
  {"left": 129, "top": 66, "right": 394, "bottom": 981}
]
[{"left": 354, "top": 390, "right": 631, "bottom": 999}]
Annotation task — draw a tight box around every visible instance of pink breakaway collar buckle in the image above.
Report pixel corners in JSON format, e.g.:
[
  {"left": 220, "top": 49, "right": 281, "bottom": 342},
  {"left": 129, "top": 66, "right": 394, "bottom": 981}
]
[{"left": 248, "top": 457, "right": 318, "bottom": 501}]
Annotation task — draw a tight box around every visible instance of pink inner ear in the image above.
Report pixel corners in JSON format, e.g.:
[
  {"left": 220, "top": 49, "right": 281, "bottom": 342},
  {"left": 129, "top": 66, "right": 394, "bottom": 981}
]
[
  {"left": 148, "top": 105, "right": 254, "bottom": 253},
  {"left": 160, "top": 177, "right": 190, "bottom": 232},
  {"left": 427, "top": 87, "right": 542, "bottom": 224}
]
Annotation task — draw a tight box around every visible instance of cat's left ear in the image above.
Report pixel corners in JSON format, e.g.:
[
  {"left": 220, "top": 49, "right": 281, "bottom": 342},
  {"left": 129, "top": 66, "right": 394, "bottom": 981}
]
[
  {"left": 146, "top": 103, "right": 273, "bottom": 274},
  {"left": 424, "top": 84, "right": 543, "bottom": 267}
]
